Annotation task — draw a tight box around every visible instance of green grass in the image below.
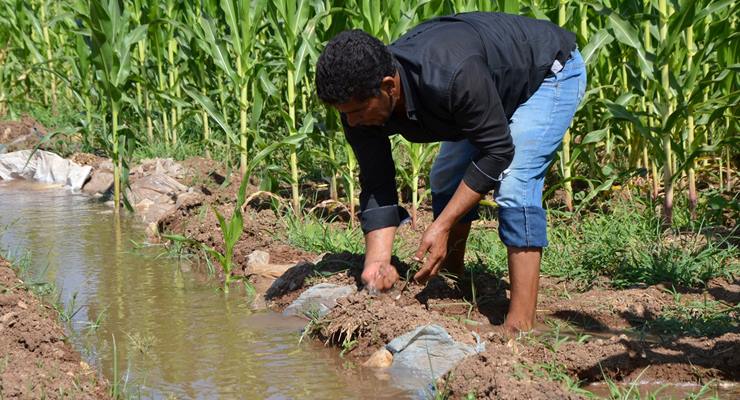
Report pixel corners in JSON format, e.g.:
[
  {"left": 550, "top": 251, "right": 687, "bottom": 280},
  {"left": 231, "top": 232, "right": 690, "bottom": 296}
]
[
  {"left": 592, "top": 373, "right": 722, "bottom": 400},
  {"left": 469, "top": 198, "right": 739, "bottom": 289},
  {"left": 130, "top": 135, "right": 207, "bottom": 162},
  {"left": 639, "top": 287, "right": 739, "bottom": 337},
  {"left": 283, "top": 212, "right": 365, "bottom": 255},
  {"left": 2, "top": 250, "right": 56, "bottom": 297}
]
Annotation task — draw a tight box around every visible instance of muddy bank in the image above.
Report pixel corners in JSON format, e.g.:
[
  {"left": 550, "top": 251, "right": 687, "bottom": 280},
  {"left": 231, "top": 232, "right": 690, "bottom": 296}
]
[
  {"left": 0, "top": 116, "right": 46, "bottom": 153},
  {"left": 257, "top": 252, "right": 738, "bottom": 397},
  {"left": 0, "top": 258, "right": 108, "bottom": 399}
]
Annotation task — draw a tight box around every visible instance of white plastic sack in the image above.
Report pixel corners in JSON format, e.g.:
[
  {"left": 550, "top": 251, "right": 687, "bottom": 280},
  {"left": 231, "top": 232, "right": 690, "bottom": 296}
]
[
  {"left": 0, "top": 150, "right": 92, "bottom": 190},
  {"left": 385, "top": 324, "right": 485, "bottom": 395}
]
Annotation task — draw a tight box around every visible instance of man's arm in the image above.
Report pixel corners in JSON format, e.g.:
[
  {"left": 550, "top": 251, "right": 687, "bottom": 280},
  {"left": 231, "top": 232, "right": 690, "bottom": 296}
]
[{"left": 342, "top": 117, "right": 407, "bottom": 289}]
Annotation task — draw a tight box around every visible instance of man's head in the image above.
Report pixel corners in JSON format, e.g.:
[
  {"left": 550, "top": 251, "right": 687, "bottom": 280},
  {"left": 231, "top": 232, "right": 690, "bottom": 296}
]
[{"left": 316, "top": 30, "right": 401, "bottom": 127}]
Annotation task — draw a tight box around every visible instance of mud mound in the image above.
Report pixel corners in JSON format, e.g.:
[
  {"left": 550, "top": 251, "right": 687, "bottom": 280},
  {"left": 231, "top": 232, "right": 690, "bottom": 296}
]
[
  {"left": 0, "top": 116, "right": 46, "bottom": 152},
  {"left": 320, "top": 289, "right": 480, "bottom": 358},
  {"left": 541, "top": 285, "right": 673, "bottom": 330},
  {"left": 445, "top": 337, "right": 585, "bottom": 399},
  {"left": 0, "top": 258, "right": 108, "bottom": 399},
  {"left": 159, "top": 203, "right": 315, "bottom": 278},
  {"left": 69, "top": 152, "right": 107, "bottom": 168}
]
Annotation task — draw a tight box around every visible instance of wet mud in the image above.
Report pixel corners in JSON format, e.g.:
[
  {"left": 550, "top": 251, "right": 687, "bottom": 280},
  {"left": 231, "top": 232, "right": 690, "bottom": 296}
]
[{"left": 0, "top": 258, "right": 108, "bottom": 399}]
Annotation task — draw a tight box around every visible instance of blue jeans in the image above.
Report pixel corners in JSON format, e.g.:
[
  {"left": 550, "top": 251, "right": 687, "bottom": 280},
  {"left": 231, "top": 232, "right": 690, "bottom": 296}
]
[{"left": 430, "top": 49, "right": 587, "bottom": 248}]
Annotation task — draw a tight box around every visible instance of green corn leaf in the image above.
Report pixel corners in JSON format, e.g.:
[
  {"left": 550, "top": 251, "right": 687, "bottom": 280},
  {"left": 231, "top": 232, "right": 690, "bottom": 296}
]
[
  {"left": 696, "top": 0, "right": 735, "bottom": 20},
  {"left": 294, "top": 38, "right": 314, "bottom": 84},
  {"left": 655, "top": 1, "right": 696, "bottom": 63},
  {"left": 183, "top": 85, "right": 238, "bottom": 144},
  {"left": 580, "top": 128, "right": 609, "bottom": 145},
  {"left": 212, "top": 206, "right": 228, "bottom": 238},
  {"left": 250, "top": 82, "right": 264, "bottom": 131},
  {"left": 499, "top": 0, "right": 518, "bottom": 14},
  {"left": 198, "top": 16, "right": 236, "bottom": 83},
  {"left": 581, "top": 29, "right": 613, "bottom": 65},
  {"left": 576, "top": 177, "right": 615, "bottom": 213},
  {"left": 227, "top": 210, "right": 244, "bottom": 247},
  {"left": 607, "top": 13, "right": 652, "bottom": 77},
  {"left": 220, "top": 0, "right": 242, "bottom": 56},
  {"left": 602, "top": 100, "right": 652, "bottom": 140}
]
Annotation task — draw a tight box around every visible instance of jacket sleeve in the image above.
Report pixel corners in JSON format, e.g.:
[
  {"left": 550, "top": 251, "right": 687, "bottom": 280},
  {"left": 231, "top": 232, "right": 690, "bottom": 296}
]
[
  {"left": 450, "top": 55, "right": 515, "bottom": 194},
  {"left": 342, "top": 116, "right": 410, "bottom": 233}
]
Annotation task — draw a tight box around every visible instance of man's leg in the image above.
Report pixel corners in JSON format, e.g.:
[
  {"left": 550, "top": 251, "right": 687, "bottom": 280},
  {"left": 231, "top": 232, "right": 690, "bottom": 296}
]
[
  {"left": 504, "top": 247, "right": 541, "bottom": 331},
  {"left": 443, "top": 222, "right": 472, "bottom": 275},
  {"left": 494, "top": 50, "right": 587, "bottom": 332},
  {"left": 429, "top": 140, "right": 479, "bottom": 276}
]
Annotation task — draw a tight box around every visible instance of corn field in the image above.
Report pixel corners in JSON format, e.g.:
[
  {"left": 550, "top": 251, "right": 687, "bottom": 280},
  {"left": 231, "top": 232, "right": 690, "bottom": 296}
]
[{"left": 0, "top": 0, "right": 737, "bottom": 223}]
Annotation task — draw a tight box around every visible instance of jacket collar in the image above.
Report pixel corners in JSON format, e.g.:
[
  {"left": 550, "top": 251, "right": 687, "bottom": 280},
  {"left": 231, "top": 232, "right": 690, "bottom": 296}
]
[{"left": 392, "top": 55, "right": 419, "bottom": 121}]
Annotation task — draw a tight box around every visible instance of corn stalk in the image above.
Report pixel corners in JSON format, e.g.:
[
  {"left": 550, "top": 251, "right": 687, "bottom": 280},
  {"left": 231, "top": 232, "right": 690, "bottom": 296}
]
[{"left": 80, "top": 0, "right": 147, "bottom": 212}]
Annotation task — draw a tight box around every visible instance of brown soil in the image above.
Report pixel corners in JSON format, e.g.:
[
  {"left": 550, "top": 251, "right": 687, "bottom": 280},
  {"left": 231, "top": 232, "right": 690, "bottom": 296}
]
[
  {"left": 0, "top": 116, "right": 46, "bottom": 152},
  {"left": 444, "top": 336, "right": 585, "bottom": 399},
  {"left": 69, "top": 152, "right": 107, "bottom": 169},
  {"left": 261, "top": 253, "right": 738, "bottom": 391},
  {"left": 0, "top": 258, "right": 108, "bottom": 399}
]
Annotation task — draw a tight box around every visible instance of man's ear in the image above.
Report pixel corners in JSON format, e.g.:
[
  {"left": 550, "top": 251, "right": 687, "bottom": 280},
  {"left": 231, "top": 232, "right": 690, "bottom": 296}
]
[{"left": 380, "top": 76, "right": 396, "bottom": 95}]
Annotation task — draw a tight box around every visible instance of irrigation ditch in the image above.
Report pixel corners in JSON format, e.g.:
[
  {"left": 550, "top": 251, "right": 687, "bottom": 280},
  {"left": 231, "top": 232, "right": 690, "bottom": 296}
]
[{"left": 0, "top": 120, "right": 738, "bottom": 398}]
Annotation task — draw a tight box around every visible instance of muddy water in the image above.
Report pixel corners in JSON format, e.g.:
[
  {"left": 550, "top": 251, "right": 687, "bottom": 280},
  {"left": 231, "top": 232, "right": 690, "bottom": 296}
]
[{"left": 0, "top": 181, "right": 408, "bottom": 399}]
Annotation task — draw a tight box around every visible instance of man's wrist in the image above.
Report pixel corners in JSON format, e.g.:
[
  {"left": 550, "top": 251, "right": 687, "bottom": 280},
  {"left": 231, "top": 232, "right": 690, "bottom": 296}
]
[
  {"left": 364, "top": 225, "right": 396, "bottom": 266},
  {"left": 433, "top": 181, "right": 484, "bottom": 230}
]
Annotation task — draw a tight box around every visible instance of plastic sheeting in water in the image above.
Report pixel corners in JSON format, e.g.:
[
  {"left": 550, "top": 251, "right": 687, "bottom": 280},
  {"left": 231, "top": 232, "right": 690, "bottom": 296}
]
[
  {"left": 283, "top": 283, "right": 356, "bottom": 318},
  {"left": 385, "top": 324, "right": 486, "bottom": 396},
  {"left": 0, "top": 150, "right": 91, "bottom": 190}
]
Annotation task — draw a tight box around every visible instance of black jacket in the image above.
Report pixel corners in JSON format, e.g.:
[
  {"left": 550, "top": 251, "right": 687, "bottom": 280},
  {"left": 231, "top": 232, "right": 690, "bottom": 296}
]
[{"left": 343, "top": 12, "right": 576, "bottom": 233}]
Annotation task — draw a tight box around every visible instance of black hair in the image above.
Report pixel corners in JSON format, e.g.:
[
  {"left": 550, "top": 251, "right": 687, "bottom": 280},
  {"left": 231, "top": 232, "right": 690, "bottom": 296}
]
[{"left": 315, "top": 29, "right": 395, "bottom": 104}]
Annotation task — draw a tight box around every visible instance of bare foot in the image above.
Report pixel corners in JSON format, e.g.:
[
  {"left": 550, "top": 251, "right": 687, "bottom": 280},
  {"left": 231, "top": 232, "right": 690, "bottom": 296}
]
[
  {"left": 361, "top": 262, "right": 400, "bottom": 292},
  {"left": 492, "top": 324, "right": 520, "bottom": 339}
]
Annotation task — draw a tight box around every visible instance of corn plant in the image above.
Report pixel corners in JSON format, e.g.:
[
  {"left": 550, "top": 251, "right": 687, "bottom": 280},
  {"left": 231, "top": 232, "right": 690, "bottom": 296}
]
[
  {"left": 186, "top": 0, "right": 267, "bottom": 175},
  {"left": 78, "top": 0, "right": 148, "bottom": 212},
  {"left": 268, "top": 0, "right": 322, "bottom": 213},
  {"left": 166, "top": 137, "right": 300, "bottom": 294},
  {"left": 1, "top": 0, "right": 737, "bottom": 229},
  {"left": 394, "top": 137, "right": 439, "bottom": 226}
]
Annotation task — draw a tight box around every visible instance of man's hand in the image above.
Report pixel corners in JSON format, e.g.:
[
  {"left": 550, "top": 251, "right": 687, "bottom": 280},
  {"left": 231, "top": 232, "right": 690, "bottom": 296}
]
[
  {"left": 363, "top": 226, "right": 398, "bottom": 292},
  {"left": 413, "top": 180, "right": 483, "bottom": 283},
  {"left": 362, "top": 261, "right": 400, "bottom": 291},
  {"left": 413, "top": 221, "right": 450, "bottom": 283}
]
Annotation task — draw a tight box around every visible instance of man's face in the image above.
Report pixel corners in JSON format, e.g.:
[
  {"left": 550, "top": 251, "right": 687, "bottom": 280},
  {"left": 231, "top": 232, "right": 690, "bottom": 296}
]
[{"left": 335, "top": 82, "right": 396, "bottom": 128}]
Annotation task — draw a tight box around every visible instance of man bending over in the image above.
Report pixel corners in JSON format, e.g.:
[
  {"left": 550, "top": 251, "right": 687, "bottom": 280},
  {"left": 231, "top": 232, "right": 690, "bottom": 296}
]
[{"left": 315, "top": 12, "right": 586, "bottom": 333}]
